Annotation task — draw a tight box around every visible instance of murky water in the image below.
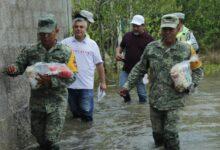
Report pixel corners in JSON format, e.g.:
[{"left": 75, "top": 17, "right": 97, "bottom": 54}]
[{"left": 27, "top": 74, "right": 220, "bottom": 150}]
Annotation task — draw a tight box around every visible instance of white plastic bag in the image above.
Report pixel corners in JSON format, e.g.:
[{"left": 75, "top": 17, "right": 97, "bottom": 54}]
[
  {"left": 170, "top": 61, "right": 192, "bottom": 92},
  {"left": 97, "top": 85, "right": 106, "bottom": 102},
  {"left": 26, "top": 62, "right": 74, "bottom": 89},
  {"left": 170, "top": 55, "right": 199, "bottom": 92},
  {"left": 142, "top": 73, "right": 149, "bottom": 84}
]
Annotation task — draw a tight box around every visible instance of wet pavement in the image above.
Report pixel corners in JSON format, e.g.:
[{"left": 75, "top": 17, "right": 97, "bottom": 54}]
[{"left": 27, "top": 74, "right": 220, "bottom": 150}]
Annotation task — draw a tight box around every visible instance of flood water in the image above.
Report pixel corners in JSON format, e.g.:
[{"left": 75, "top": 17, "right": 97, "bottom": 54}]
[{"left": 28, "top": 73, "right": 220, "bottom": 150}]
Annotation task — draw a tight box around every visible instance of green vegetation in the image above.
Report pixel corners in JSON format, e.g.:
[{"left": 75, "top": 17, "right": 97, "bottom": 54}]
[
  {"left": 202, "top": 51, "right": 220, "bottom": 76},
  {"left": 71, "top": 0, "right": 220, "bottom": 80},
  {"left": 203, "top": 63, "right": 220, "bottom": 76}
]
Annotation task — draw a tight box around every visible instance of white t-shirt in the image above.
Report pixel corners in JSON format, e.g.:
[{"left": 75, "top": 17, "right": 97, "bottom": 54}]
[{"left": 61, "top": 36, "right": 103, "bottom": 89}]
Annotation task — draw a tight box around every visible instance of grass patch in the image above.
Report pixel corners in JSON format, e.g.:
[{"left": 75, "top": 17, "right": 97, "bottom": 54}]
[
  {"left": 201, "top": 51, "right": 220, "bottom": 64},
  {"left": 203, "top": 63, "right": 220, "bottom": 76},
  {"left": 200, "top": 51, "right": 220, "bottom": 76}
]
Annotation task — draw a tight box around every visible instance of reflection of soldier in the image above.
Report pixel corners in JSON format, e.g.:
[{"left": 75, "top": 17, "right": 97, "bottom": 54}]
[
  {"left": 5, "top": 14, "right": 77, "bottom": 150},
  {"left": 120, "top": 14, "right": 203, "bottom": 150}
]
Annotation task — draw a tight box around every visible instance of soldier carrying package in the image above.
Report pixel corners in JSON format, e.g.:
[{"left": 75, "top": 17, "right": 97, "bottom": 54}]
[
  {"left": 5, "top": 14, "right": 77, "bottom": 150},
  {"left": 120, "top": 14, "right": 203, "bottom": 150}
]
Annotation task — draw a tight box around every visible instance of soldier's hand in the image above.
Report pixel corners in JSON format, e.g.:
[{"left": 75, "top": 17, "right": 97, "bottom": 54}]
[
  {"left": 119, "top": 88, "right": 129, "bottom": 97},
  {"left": 36, "top": 74, "right": 51, "bottom": 87},
  {"left": 6, "top": 65, "right": 17, "bottom": 75}
]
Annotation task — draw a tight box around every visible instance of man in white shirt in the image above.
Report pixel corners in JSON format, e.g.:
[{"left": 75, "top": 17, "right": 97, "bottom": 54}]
[{"left": 62, "top": 18, "right": 106, "bottom": 122}]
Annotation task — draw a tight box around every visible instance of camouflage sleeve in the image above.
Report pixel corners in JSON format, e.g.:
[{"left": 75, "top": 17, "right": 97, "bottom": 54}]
[
  {"left": 188, "top": 32, "right": 199, "bottom": 52},
  {"left": 123, "top": 47, "right": 149, "bottom": 90},
  {"left": 191, "top": 67, "right": 203, "bottom": 87},
  {"left": 50, "top": 76, "right": 75, "bottom": 88},
  {"left": 190, "top": 47, "right": 204, "bottom": 86},
  {"left": 13, "top": 47, "right": 29, "bottom": 75}
]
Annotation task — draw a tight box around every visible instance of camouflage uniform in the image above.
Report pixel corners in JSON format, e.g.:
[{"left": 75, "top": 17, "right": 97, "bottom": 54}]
[
  {"left": 123, "top": 40, "right": 203, "bottom": 150},
  {"left": 10, "top": 42, "right": 76, "bottom": 150},
  {"left": 173, "top": 12, "right": 199, "bottom": 52}
]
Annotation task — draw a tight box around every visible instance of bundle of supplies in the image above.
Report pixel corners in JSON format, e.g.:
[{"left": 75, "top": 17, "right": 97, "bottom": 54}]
[
  {"left": 26, "top": 62, "right": 73, "bottom": 89},
  {"left": 142, "top": 73, "right": 149, "bottom": 85},
  {"left": 170, "top": 55, "right": 198, "bottom": 92}
]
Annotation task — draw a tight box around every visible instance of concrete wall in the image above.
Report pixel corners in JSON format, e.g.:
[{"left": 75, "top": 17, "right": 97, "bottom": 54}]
[{"left": 0, "top": 0, "right": 72, "bottom": 149}]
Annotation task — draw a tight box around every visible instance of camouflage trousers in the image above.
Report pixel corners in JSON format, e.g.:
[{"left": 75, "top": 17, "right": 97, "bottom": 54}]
[
  {"left": 150, "top": 106, "right": 180, "bottom": 150},
  {"left": 31, "top": 103, "right": 67, "bottom": 150}
]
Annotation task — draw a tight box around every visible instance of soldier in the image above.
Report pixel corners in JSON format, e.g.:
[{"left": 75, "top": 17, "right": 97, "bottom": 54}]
[
  {"left": 173, "top": 12, "right": 199, "bottom": 53},
  {"left": 119, "top": 14, "right": 203, "bottom": 150},
  {"left": 5, "top": 14, "right": 77, "bottom": 150}
]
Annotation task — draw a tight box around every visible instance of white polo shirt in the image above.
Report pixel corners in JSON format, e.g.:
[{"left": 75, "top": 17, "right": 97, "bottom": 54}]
[{"left": 61, "top": 36, "right": 103, "bottom": 89}]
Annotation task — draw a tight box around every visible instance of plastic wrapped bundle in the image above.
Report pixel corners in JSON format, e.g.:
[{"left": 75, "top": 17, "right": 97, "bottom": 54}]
[
  {"left": 26, "top": 62, "right": 74, "bottom": 89},
  {"left": 142, "top": 73, "right": 149, "bottom": 85},
  {"left": 170, "top": 61, "right": 192, "bottom": 92},
  {"left": 97, "top": 85, "right": 106, "bottom": 102}
]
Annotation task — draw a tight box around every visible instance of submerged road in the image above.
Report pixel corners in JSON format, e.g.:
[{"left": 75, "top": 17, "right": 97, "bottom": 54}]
[{"left": 27, "top": 74, "right": 220, "bottom": 150}]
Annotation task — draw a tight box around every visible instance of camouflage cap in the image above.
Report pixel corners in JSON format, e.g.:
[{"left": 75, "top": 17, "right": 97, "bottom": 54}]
[
  {"left": 38, "top": 14, "right": 57, "bottom": 33},
  {"left": 160, "top": 14, "right": 179, "bottom": 29},
  {"left": 173, "top": 12, "right": 185, "bottom": 19}
]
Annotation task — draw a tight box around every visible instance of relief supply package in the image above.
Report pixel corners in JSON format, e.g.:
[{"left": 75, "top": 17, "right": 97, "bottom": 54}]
[
  {"left": 170, "top": 55, "right": 199, "bottom": 92},
  {"left": 26, "top": 62, "right": 74, "bottom": 89},
  {"left": 142, "top": 73, "right": 149, "bottom": 85},
  {"left": 170, "top": 61, "right": 192, "bottom": 92}
]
